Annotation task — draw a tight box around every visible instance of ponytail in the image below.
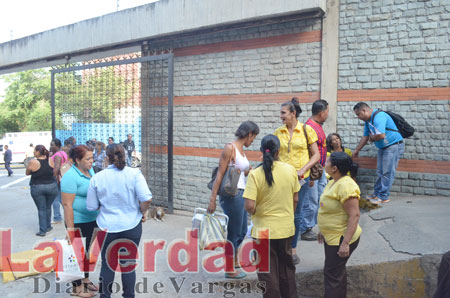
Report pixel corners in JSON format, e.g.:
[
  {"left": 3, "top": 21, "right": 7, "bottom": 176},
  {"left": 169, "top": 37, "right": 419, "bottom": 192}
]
[
  {"left": 34, "top": 145, "right": 50, "bottom": 160},
  {"left": 259, "top": 135, "right": 280, "bottom": 187},
  {"left": 281, "top": 97, "right": 302, "bottom": 119},
  {"left": 349, "top": 162, "right": 359, "bottom": 179},
  {"left": 106, "top": 144, "right": 126, "bottom": 170}
]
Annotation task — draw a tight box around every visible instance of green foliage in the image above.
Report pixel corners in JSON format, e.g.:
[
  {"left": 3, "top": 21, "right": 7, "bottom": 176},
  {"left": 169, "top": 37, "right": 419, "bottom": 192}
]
[
  {"left": 0, "top": 70, "right": 51, "bottom": 134},
  {"left": 0, "top": 66, "right": 134, "bottom": 134}
]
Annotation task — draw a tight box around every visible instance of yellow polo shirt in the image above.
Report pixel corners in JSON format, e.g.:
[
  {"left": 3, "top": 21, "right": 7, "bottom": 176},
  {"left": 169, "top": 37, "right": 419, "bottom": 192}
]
[
  {"left": 326, "top": 147, "right": 353, "bottom": 158},
  {"left": 274, "top": 121, "right": 318, "bottom": 177},
  {"left": 243, "top": 161, "right": 300, "bottom": 239},
  {"left": 318, "top": 176, "right": 362, "bottom": 246},
  {"left": 326, "top": 148, "right": 353, "bottom": 179}
]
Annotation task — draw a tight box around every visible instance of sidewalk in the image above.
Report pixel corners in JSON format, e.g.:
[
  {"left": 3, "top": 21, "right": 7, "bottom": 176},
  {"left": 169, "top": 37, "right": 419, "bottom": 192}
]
[{"left": 1, "top": 190, "right": 449, "bottom": 297}]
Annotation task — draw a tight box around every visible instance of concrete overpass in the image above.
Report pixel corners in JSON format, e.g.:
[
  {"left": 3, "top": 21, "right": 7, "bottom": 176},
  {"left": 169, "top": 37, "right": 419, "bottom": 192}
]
[{"left": 0, "top": 0, "right": 326, "bottom": 74}]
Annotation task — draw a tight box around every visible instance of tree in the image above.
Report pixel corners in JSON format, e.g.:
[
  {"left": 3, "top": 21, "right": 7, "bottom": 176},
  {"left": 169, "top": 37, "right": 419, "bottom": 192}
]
[{"left": 0, "top": 70, "right": 51, "bottom": 134}]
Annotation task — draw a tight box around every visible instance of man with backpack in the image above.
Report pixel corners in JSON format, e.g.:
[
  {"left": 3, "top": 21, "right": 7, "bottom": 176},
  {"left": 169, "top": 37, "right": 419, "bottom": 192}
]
[{"left": 353, "top": 102, "right": 406, "bottom": 204}]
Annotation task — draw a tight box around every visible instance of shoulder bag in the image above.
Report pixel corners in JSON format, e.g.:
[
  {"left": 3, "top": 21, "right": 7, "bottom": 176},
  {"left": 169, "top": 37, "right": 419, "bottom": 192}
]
[
  {"left": 303, "top": 124, "right": 323, "bottom": 181},
  {"left": 207, "top": 143, "right": 240, "bottom": 197}
]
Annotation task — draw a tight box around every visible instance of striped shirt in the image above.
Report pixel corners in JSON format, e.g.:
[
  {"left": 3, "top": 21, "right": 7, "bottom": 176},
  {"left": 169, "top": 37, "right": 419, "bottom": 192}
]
[{"left": 306, "top": 118, "right": 327, "bottom": 166}]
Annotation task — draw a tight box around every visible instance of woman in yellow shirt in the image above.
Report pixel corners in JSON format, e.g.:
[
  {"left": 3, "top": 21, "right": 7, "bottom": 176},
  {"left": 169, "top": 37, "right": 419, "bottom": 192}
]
[
  {"left": 318, "top": 151, "right": 361, "bottom": 298},
  {"left": 326, "top": 133, "right": 359, "bottom": 179},
  {"left": 274, "top": 97, "right": 320, "bottom": 264},
  {"left": 326, "top": 133, "right": 353, "bottom": 157},
  {"left": 244, "top": 134, "right": 300, "bottom": 298}
]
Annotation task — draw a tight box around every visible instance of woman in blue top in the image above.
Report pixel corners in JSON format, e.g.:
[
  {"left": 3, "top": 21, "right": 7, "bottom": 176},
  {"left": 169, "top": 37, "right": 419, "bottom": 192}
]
[
  {"left": 61, "top": 145, "right": 99, "bottom": 298},
  {"left": 86, "top": 144, "right": 152, "bottom": 298},
  {"left": 93, "top": 141, "right": 106, "bottom": 173}
]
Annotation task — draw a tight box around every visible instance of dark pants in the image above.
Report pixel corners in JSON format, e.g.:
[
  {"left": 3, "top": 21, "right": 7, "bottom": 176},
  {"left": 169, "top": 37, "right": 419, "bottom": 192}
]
[
  {"left": 5, "top": 162, "right": 13, "bottom": 176},
  {"left": 257, "top": 237, "right": 297, "bottom": 298},
  {"left": 72, "top": 220, "right": 98, "bottom": 287},
  {"left": 99, "top": 221, "right": 142, "bottom": 298},
  {"left": 323, "top": 237, "right": 359, "bottom": 298},
  {"left": 30, "top": 183, "right": 58, "bottom": 234},
  {"left": 434, "top": 251, "right": 450, "bottom": 298}
]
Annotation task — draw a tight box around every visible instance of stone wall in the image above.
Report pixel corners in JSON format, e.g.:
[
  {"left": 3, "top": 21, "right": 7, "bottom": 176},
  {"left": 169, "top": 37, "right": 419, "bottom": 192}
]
[
  {"left": 338, "top": 0, "right": 450, "bottom": 90},
  {"left": 337, "top": 0, "right": 450, "bottom": 197},
  {"left": 140, "top": 0, "right": 450, "bottom": 210},
  {"left": 172, "top": 102, "right": 316, "bottom": 210},
  {"left": 145, "top": 18, "right": 323, "bottom": 209}
]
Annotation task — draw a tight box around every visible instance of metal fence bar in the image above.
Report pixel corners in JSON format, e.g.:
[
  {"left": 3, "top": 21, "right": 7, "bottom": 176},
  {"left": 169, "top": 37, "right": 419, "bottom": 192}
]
[
  {"left": 50, "top": 54, "right": 173, "bottom": 74},
  {"left": 51, "top": 72, "right": 56, "bottom": 139},
  {"left": 167, "top": 55, "right": 174, "bottom": 213}
]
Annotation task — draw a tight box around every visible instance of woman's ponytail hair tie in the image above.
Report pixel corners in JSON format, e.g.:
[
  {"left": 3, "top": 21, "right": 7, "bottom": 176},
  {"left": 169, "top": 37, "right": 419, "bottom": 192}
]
[{"left": 265, "top": 149, "right": 270, "bottom": 153}]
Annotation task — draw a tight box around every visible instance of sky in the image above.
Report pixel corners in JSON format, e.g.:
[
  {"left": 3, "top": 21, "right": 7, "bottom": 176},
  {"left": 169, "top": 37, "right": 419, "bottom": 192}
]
[{"left": 0, "top": 0, "right": 158, "bottom": 99}]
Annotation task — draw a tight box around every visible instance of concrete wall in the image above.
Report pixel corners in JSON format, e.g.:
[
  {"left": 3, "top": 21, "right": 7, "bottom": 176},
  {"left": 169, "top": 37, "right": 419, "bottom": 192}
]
[
  {"left": 0, "top": 0, "right": 325, "bottom": 74},
  {"left": 336, "top": 0, "right": 450, "bottom": 197},
  {"left": 296, "top": 254, "right": 442, "bottom": 297}
]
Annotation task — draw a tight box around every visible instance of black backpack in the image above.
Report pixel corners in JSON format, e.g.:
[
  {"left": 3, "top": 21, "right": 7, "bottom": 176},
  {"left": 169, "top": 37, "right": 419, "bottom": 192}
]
[{"left": 372, "top": 110, "right": 415, "bottom": 138}]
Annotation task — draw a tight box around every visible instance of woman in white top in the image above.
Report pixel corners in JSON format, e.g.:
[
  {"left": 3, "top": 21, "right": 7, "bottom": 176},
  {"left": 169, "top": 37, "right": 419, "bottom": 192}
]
[
  {"left": 207, "top": 121, "right": 259, "bottom": 279},
  {"left": 86, "top": 144, "right": 152, "bottom": 298}
]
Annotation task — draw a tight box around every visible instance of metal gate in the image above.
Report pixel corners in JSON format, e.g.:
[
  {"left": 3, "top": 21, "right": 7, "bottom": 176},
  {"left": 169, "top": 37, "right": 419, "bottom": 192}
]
[{"left": 51, "top": 53, "right": 174, "bottom": 212}]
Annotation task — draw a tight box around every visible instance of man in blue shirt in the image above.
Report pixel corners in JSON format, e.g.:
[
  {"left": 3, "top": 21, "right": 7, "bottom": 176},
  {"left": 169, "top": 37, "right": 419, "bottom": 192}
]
[{"left": 353, "top": 102, "right": 404, "bottom": 204}]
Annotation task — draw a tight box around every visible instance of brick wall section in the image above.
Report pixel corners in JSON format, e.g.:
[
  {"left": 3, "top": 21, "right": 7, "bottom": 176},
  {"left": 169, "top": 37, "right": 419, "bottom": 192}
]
[
  {"left": 148, "top": 18, "right": 322, "bottom": 96},
  {"left": 173, "top": 42, "right": 321, "bottom": 96},
  {"left": 144, "top": 18, "right": 323, "bottom": 209},
  {"left": 338, "top": 0, "right": 450, "bottom": 90}
]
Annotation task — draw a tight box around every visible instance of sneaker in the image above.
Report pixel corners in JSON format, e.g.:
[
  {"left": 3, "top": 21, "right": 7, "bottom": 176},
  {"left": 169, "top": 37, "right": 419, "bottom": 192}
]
[
  {"left": 369, "top": 197, "right": 382, "bottom": 205},
  {"left": 301, "top": 229, "right": 318, "bottom": 241},
  {"left": 381, "top": 199, "right": 391, "bottom": 203},
  {"left": 47, "top": 227, "right": 53, "bottom": 232},
  {"left": 51, "top": 220, "right": 62, "bottom": 224},
  {"left": 36, "top": 232, "right": 46, "bottom": 237},
  {"left": 292, "top": 254, "right": 300, "bottom": 265}
]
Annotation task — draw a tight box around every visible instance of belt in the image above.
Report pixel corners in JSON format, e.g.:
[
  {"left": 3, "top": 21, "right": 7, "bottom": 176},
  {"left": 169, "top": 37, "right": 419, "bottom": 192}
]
[{"left": 383, "top": 140, "right": 403, "bottom": 149}]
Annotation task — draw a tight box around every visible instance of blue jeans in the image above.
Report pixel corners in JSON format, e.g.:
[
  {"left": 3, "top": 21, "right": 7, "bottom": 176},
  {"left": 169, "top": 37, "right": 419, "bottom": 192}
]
[
  {"left": 219, "top": 189, "right": 248, "bottom": 257},
  {"left": 52, "top": 188, "right": 62, "bottom": 222},
  {"left": 126, "top": 154, "right": 132, "bottom": 167},
  {"left": 374, "top": 142, "right": 404, "bottom": 201},
  {"left": 100, "top": 221, "right": 142, "bottom": 298},
  {"left": 30, "top": 182, "right": 58, "bottom": 234},
  {"left": 315, "top": 173, "right": 328, "bottom": 224},
  {"left": 292, "top": 177, "right": 316, "bottom": 248}
]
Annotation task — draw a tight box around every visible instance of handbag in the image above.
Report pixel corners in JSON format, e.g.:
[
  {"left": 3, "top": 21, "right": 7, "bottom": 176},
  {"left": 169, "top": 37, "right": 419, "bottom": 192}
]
[
  {"left": 207, "top": 144, "right": 240, "bottom": 197},
  {"left": 303, "top": 124, "right": 323, "bottom": 181}
]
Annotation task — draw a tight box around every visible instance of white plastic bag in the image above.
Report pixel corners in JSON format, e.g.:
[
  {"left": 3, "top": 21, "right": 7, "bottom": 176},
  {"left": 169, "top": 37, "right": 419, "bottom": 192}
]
[
  {"left": 192, "top": 208, "right": 228, "bottom": 233},
  {"left": 198, "top": 213, "right": 227, "bottom": 250},
  {"left": 54, "top": 239, "right": 84, "bottom": 283}
]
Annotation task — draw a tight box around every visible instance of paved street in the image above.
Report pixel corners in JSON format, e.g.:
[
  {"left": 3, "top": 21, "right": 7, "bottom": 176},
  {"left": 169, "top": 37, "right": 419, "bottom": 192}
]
[{"left": 0, "top": 168, "right": 449, "bottom": 297}]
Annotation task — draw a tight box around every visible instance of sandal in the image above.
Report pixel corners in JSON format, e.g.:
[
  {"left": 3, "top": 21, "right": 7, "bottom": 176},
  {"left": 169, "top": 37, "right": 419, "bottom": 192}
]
[
  {"left": 83, "top": 280, "right": 99, "bottom": 292},
  {"left": 225, "top": 271, "right": 247, "bottom": 279},
  {"left": 70, "top": 288, "right": 95, "bottom": 298}
]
